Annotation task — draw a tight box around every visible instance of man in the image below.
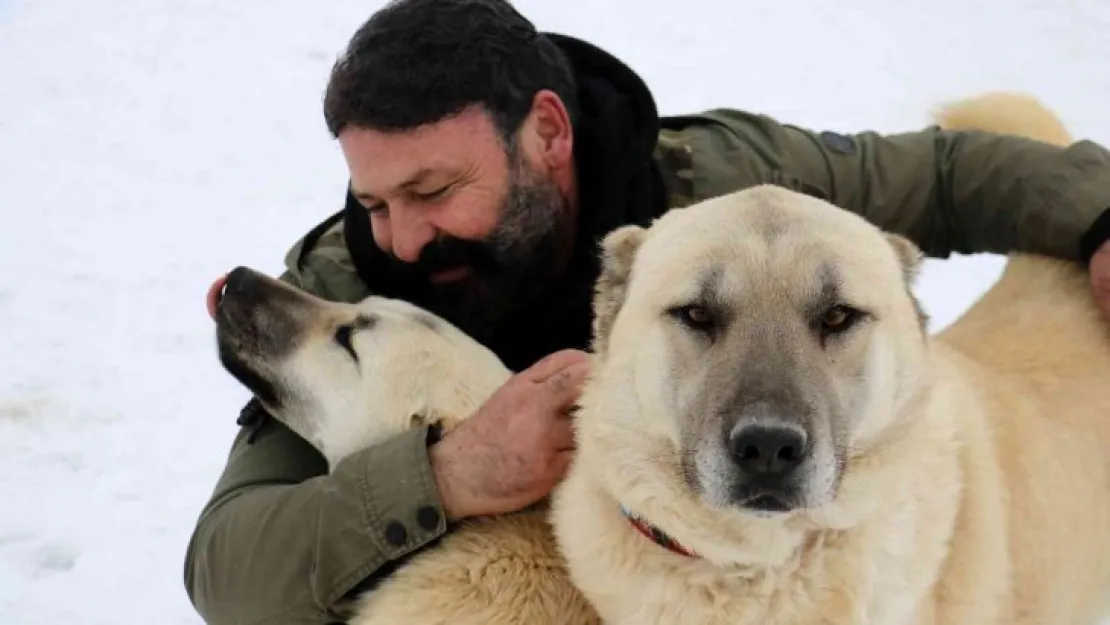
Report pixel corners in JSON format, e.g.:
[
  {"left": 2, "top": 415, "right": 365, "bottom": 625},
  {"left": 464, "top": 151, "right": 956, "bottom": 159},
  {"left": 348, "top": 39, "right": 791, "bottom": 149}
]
[{"left": 183, "top": 0, "right": 1110, "bottom": 623}]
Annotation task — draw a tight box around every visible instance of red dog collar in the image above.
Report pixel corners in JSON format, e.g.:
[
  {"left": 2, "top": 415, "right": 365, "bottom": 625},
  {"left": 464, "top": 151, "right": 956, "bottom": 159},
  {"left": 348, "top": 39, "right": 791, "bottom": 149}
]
[{"left": 621, "top": 505, "right": 698, "bottom": 558}]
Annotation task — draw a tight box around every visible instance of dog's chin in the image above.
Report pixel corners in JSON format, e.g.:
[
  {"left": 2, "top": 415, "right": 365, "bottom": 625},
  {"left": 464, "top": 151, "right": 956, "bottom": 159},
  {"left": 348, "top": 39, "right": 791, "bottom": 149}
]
[
  {"left": 733, "top": 490, "right": 804, "bottom": 518},
  {"left": 694, "top": 473, "right": 812, "bottom": 519},
  {"left": 217, "top": 332, "right": 282, "bottom": 409}
]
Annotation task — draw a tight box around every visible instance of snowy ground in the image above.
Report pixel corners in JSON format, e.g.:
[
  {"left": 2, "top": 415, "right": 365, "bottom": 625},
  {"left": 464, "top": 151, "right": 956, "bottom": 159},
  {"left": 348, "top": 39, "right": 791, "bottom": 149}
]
[{"left": 1, "top": 0, "right": 1108, "bottom": 623}]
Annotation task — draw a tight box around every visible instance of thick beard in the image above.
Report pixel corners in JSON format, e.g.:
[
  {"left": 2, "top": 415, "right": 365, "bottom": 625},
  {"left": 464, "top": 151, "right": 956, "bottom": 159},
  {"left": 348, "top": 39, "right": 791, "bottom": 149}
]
[{"left": 416, "top": 148, "right": 567, "bottom": 344}]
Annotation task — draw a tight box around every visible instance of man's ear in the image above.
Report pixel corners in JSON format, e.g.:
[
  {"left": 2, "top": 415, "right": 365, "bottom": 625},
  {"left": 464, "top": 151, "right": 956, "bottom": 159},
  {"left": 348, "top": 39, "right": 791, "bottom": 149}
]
[
  {"left": 884, "top": 232, "right": 929, "bottom": 332},
  {"left": 592, "top": 224, "right": 647, "bottom": 357}
]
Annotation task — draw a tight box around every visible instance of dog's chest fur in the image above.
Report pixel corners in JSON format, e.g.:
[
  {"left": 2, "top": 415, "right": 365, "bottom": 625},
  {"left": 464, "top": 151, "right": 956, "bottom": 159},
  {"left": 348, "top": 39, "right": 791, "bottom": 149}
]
[{"left": 576, "top": 512, "right": 933, "bottom": 625}]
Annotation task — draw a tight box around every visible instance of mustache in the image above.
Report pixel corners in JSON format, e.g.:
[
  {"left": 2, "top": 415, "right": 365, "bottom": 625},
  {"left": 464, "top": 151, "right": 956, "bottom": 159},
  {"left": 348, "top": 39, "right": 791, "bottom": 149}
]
[
  {"left": 389, "top": 168, "right": 563, "bottom": 283},
  {"left": 394, "top": 235, "right": 505, "bottom": 277}
]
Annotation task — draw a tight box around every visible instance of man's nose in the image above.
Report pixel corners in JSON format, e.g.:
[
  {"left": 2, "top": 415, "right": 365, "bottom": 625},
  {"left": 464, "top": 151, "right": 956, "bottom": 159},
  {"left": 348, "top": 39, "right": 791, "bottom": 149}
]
[{"left": 390, "top": 209, "right": 437, "bottom": 264}]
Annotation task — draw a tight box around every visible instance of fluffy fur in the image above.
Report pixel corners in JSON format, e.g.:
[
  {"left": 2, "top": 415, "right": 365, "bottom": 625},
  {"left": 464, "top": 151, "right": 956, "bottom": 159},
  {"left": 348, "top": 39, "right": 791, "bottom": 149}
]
[
  {"left": 212, "top": 268, "right": 599, "bottom": 624},
  {"left": 549, "top": 92, "right": 1110, "bottom": 625}
]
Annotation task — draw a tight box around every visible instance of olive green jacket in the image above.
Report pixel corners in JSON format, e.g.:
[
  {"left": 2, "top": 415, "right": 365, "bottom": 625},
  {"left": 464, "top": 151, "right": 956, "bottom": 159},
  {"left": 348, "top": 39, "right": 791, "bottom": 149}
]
[{"left": 183, "top": 108, "right": 1110, "bottom": 624}]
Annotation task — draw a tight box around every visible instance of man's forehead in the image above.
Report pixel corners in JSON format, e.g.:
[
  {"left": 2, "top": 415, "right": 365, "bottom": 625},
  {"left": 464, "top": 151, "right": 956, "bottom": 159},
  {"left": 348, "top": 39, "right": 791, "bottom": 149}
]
[
  {"left": 342, "top": 133, "right": 459, "bottom": 193},
  {"left": 349, "top": 166, "right": 445, "bottom": 199},
  {"left": 339, "top": 110, "right": 500, "bottom": 195}
]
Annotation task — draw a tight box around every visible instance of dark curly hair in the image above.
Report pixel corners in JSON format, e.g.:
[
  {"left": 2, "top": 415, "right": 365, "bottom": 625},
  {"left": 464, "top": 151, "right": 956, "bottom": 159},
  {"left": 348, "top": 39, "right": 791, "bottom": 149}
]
[{"left": 323, "top": 0, "right": 579, "bottom": 146}]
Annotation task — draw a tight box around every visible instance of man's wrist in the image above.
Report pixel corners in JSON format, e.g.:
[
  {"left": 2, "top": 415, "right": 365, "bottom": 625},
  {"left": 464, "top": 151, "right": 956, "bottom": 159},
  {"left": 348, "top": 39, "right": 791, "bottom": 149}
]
[{"left": 428, "top": 436, "right": 473, "bottom": 522}]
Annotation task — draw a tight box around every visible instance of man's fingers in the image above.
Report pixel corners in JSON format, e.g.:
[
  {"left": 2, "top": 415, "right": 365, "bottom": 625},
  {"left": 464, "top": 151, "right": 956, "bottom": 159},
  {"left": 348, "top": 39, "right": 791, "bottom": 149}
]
[
  {"left": 525, "top": 349, "right": 589, "bottom": 384},
  {"left": 1090, "top": 242, "right": 1110, "bottom": 321},
  {"left": 542, "top": 362, "right": 591, "bottom": 406},
  {"left": 551, "top": 418, "right": 576, "bottom": 451},
  {"left": 550, "top": 449, "right": 574, "bottom": 481}
]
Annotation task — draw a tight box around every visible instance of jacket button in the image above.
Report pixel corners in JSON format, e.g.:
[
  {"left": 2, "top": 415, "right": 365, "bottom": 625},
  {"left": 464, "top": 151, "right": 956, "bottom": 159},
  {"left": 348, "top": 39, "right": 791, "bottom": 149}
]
[
  {"left": 384, "top": 520, "right": 407, "bottom": 546},
  {"left": 416, "top": 505, "right": 440, "bottom": 531}
]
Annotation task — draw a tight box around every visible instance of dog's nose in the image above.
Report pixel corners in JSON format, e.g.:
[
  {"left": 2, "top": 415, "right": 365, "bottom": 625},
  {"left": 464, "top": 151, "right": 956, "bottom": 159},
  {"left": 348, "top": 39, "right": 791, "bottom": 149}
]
[
  {"left": 213, "top": 266, "right": 274, "bottom": 316},
  {"left": 223, "top": 266, "right": 255, "bottom": 296},
  {"left": 727, "top": 422, "right": 808, "bottom": 476}
]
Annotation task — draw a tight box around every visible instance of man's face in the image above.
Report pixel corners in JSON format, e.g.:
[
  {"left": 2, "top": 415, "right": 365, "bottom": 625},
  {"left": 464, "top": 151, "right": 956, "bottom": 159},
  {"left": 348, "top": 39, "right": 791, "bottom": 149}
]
[{"left": 338, "top": 102, "right": 575, "bottom": 340}]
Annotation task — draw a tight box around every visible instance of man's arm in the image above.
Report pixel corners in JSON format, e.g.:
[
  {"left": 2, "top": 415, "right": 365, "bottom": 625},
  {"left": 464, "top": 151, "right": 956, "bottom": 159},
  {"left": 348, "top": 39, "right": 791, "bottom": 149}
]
[
  {"left": 673, "top": 108, "right": 1110, "bottom": 262},
  {"left": 183, "top": 226, "right": 449, "bottom": 624}
]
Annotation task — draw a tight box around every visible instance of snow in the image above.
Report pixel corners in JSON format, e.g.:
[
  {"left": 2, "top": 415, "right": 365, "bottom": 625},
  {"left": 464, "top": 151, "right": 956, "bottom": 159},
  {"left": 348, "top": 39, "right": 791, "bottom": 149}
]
[{"left": 0, "top": 0, "right": 1107, "bottom": 623}]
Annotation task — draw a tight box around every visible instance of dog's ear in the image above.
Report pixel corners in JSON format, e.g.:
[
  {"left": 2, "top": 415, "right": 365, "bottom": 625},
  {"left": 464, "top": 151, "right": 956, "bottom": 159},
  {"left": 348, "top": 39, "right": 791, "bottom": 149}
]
[
  {"left": 592, "top": 224, "right": 647, "bottom": 357},
  {"left": 884, "top": 233, "right": 929, "bottom": 332},
  {"left": 884, "top": 233, "right": 923, "bottom": 284}
]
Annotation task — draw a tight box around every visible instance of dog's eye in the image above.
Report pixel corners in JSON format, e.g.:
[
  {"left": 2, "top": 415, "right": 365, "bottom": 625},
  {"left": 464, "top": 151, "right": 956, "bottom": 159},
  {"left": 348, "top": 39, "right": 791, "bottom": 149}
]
[
  {"left": 334, "top": 324, "right": 358, "bottom": 361},
  {"left": 671, "top": 304, "right": 715, "bottom": 332},
  {"left": 820, "top": 305, "right": 862, "bottom": 335}
]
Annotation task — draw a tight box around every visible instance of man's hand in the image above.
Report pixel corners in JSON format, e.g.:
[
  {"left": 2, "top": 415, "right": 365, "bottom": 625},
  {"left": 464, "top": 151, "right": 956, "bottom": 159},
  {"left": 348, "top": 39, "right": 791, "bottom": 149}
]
[
  {"left": 1091, "top": 241, "right": 1110, "bottom": 321},
  {"left": 428, "top": 349, "right": 591, "bottom": 521}
]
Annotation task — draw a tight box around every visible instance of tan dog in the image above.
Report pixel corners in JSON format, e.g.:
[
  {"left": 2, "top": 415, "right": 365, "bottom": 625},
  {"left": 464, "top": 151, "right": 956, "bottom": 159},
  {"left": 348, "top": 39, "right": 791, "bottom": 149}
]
[
  {"left": 212, "top": 271, "right": 599, "bottom": 624},
  {"left": 549, "top": 92, "right": 1110, "bottom": 625}
]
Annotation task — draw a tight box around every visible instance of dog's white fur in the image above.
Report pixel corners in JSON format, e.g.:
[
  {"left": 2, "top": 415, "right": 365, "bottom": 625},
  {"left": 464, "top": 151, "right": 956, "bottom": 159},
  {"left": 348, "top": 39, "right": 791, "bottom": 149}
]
[
  {"left": 214, "top": 281, "right": 599, "bottom": 623},
  {"left": 548, "top": 92, "right": 1110, "bottom": 625}
]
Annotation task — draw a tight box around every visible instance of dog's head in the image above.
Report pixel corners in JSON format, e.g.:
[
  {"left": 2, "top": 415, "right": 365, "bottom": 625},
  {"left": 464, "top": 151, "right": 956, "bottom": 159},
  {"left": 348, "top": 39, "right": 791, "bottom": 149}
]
[
  {"left": 212, "top": 266, "right": 511, "bottom": 467},
  {"left": 584, "top": 184, "right": 930, "bottom": 521}
]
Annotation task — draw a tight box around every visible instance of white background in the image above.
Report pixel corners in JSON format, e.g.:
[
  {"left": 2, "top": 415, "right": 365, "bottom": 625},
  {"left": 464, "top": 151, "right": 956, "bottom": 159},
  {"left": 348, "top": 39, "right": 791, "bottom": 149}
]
[{"left": 1, "top": 0, "right": 1108, "bottom": 622}]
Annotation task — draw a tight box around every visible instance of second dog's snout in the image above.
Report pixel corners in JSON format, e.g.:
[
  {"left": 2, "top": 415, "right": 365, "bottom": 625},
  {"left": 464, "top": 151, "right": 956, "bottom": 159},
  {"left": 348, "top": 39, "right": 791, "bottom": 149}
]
[{"left": 223, "top": 266, "right": 258, "bottom": 296}]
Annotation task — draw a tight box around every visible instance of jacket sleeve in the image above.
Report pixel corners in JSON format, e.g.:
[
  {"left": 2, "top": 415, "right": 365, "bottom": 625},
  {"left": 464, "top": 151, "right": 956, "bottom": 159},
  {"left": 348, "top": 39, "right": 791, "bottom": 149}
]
[
  {"left": 183, "top": 239, "right": 450, "bottom": 624},
  {"left": 675, "top": 108, "right": 1110, "bottom": 262}
]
